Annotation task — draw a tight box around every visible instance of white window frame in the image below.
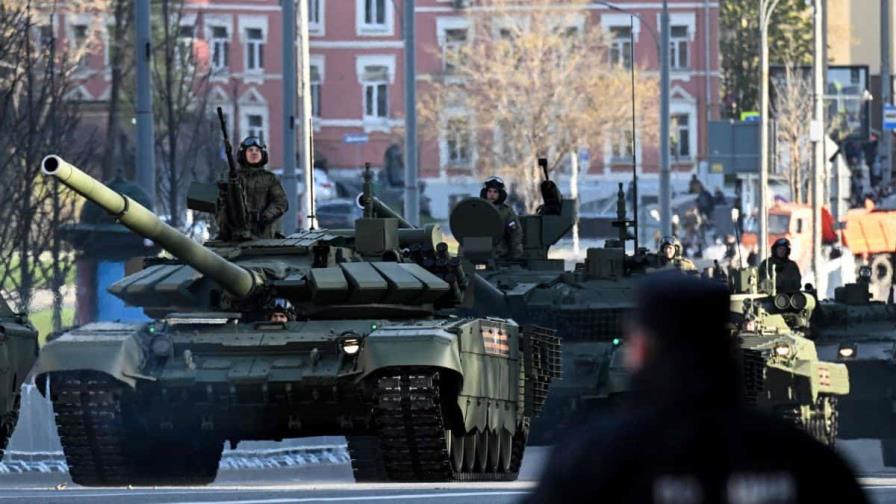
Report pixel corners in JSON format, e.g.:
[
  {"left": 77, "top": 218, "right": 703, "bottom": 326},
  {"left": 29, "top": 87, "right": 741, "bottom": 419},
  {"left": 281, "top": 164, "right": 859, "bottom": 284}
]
[
  {"left": 356, "top": 55, "right": 395, "bottom": 131},
  {"left": 608, "top": 25, "right": 633, "bottom": 69},
  {"left": 310, "top": 55, "right": 325, "bottom": 119},
  {"left": 670, "top": 102, "right": 697, "bottom": 162},
  {"left": 238, "top": 16, "right": 268, "bottom": 74},
  {"left": 176, "top": 19, "right": 197, "bottom": 68},
  {"left": 669, "top": 25, "right": 689, "bottom": 70},
  {"left": 66, "top": 16, "right": 93, "bottom": 73},
  {"left": 440, "top": 110, "right": 474, "bottom": 168},
  {"left": 356, "top": 0, "right": 394, "bottom": 36},
  {"left": 204, "top": 14, "right": 233, "bottom": 77},
  {"left": 308, "top": 0, "right": 325, "bottom": 36},
  {"left": 240, "top": 104, "right": 269, "bottom": 146},
  {"left": 436, "top": 17, "right": 471, "bottom": 74},
  {"left": 657, "top": 12, "right": 696, "bottom": 71}
]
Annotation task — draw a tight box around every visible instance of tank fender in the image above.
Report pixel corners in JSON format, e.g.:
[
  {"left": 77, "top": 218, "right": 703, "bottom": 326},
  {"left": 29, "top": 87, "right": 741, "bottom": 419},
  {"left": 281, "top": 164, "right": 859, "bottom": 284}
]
[
  {"left": 32, "top": 322, "right": 149, "bottom": 394},
  {"left": 356, "top": 327, "right": 463, "bottom": 380},
  {"left": 803, "top": 360, "right": 850, "bottom": 398}
]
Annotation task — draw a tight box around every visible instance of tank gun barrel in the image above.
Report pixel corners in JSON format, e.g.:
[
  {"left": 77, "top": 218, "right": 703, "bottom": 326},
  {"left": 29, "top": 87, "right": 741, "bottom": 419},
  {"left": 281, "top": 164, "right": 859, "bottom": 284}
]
[
  {"left": 41, "top": 155, "right": 259, "bottom": 298},
  {"left": 355, "top": 193, "right": 414, "bottom": 229}
]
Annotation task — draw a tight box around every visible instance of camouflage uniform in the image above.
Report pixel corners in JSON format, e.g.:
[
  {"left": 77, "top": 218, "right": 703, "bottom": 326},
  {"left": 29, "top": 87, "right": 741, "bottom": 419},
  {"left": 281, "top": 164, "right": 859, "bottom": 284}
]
[
  {"left": 655, "top": 237, "right": 697, "bottom": 272},
  {"left": 217, "top": 137, "right": 289, "bottom": 240},
  {"left": 480, "top": 176, "right": 523, "bottom": 260},
  {"left": 758, "top": 256, "right": 802, "bottom": 293}
]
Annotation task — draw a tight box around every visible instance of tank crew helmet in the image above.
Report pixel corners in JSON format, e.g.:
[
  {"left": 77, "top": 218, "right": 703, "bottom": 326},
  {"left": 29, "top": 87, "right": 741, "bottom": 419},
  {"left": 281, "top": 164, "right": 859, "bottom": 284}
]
[
  {"left": 480, "top": 176, "right": 508, "bottom": 204},
  {"left": 771, "top": 238, "right": 791, "bottom": 259},
  {"left": 237, "top": 136, "right": 269, "bottom": 167},
  {"left": 659, "top": 236, "right": 677, "bottom": 258},
  {"left": 268, "top": 298, "right": 293, "bottom": 321}
]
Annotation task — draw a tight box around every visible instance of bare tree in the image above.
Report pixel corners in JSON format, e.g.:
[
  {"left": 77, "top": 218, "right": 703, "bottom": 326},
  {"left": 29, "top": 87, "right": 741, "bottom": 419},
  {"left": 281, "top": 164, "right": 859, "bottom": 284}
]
[
  {"left": 102, "top": 0, "right": 134, "bottom": 181},
  {"left": 152, "top": 0, "right": 214, "bottom": 228},
  {"left": 773, "top": 62, "right": 812, "bottom": 203},
  {"left": 419, "top": 0, "right": 657, "bottom": 212},
  {"left": 0, "top": 0, "right": 96, "bottom": 326}
]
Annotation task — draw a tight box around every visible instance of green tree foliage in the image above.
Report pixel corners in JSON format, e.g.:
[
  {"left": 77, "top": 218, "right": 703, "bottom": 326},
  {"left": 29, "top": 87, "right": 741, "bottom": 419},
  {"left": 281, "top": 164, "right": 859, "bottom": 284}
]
[{"left": 720, "top": 0, "right": 813, "bottom": 118}]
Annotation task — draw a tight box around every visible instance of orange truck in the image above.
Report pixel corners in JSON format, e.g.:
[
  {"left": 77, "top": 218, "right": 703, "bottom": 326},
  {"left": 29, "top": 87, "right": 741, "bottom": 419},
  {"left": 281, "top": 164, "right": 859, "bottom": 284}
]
[{"left": 742, "top": 203, "right": 837, "bottom": 274}]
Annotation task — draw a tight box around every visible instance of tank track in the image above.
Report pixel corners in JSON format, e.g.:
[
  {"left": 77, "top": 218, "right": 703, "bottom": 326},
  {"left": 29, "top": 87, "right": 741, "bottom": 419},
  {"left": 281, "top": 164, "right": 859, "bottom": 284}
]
[
  {"left": 772, "top": 395, "right": 838, "bottom": 447},
  {"left": 51, "top": 371, "right": 222, "bottom": 486},
  {"left": 351, "top": 369, "right": 524, "bottom": 482},
  {"left": 0, "top": 393, "right": 21, "bottom": 459}
]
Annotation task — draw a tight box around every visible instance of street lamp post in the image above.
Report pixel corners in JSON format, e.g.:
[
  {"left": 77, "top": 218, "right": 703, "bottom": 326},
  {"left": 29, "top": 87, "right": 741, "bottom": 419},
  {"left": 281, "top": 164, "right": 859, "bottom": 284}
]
[{"left": 758, "top": 0, "right": 781, "bottom": 264}]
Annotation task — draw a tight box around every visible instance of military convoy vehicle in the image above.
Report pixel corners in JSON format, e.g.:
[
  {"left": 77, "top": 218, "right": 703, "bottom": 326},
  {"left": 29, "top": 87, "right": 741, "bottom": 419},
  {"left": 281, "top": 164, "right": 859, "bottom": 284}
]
[
  {"left": 727, "top": 268, "right": 849, "bottom": 446},
  {"left": 810, "top": 277, "right": 896, "bottom": 462},
  {"left": 450, "top": 173, "right": 849, "bottom": 446},
  {"left": 452, "top": 181, "right": 656, "bottom": 443},
  {"left": 0, "top": 296, "right": 39, "bottom": 458},
  {"left": 33, "top": 155, "right": 560, "bottom": 486}
]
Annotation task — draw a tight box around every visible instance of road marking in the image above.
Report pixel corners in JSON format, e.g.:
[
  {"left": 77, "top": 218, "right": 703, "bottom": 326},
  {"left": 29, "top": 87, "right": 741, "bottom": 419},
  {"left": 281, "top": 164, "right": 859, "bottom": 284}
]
[{"left": 164, "top": 491, "right": 532, "bottom": 504}]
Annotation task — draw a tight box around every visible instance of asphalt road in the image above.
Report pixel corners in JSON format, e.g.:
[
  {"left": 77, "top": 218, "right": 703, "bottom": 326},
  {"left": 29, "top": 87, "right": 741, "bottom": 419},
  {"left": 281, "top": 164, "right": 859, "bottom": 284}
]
[{"left": 6, "top": 443, "right": 896, "bottom": 503}]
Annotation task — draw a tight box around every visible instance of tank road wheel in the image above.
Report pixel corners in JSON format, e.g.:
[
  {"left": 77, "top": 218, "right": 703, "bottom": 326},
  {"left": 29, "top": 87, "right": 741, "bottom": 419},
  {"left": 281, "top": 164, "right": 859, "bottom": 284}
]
[
  {"left": 448, "top": 430, "right": 464, "bottom": 472},
  {"left": 0, "top": 393, "right": 21, "bottom": 459},
  {"left": 462, "top": 429, "right": 477, "bottom": 472},
  {"left": 816, "top": 395, "right": 839, "bottom": 447},
  {"left": 487, "top": 429, "right": 501, "bottom": 472},
  {"left": 373, "top": 369, "right": 522, "bottom": 482},
  {"left": 346, "top": 436, "right": 389, "bottom": 482}
]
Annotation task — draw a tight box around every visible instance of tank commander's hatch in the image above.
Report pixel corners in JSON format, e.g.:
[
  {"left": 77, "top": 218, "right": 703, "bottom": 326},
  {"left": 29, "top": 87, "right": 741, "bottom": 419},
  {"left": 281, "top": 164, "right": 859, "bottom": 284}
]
[{"left": 450, "top": 198, "right": 504, "bottom": 263}]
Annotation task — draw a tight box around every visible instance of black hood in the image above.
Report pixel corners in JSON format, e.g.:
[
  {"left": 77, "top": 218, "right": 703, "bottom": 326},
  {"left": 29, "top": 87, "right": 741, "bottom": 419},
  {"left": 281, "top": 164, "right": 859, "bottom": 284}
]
[
  {"left": 480, "top": 187, "right": 508, "bottom": 205},
  {"left": 629, "top": 272, "right": 744, "bottom": 407}
]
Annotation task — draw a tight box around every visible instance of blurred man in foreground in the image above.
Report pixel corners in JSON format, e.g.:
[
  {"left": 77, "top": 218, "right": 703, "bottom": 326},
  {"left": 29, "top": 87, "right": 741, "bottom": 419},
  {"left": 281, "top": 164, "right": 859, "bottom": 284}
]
[{"left": 528, "top": 274, "right": 865, "bottom": 503}]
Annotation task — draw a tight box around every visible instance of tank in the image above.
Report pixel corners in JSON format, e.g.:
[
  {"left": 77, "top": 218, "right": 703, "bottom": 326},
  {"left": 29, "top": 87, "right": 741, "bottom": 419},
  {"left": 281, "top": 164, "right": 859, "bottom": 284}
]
[
  {"left": 451, "top": 174, "right": 848, "bottom": 446},
  {"left": 727, "top": 268, "right": 849, "bottom": 446},
  {"left": 810, "top": 277, "right": 896, "bottom": 462},
  {"left": 33, "top": 156, "right": 560, "bottom": 486},
  {"left": 0, "top": 297, "right": 39, "bottom": 458},
  {"left": 451, "top": 178, "right": 656, "bottom": 443}
]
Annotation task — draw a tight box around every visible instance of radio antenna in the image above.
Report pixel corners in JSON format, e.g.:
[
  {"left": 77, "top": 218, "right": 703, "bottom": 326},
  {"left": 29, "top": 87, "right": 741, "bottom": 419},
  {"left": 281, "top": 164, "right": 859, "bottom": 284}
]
[{"left": 629, "top": 16, "right": 639, "bottom": 252}]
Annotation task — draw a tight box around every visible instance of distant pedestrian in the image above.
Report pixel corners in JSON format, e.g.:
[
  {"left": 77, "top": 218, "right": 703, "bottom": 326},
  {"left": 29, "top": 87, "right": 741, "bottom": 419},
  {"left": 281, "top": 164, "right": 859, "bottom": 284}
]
[
  {"left": 688, "top": 174, "right": 705, "bottom": 194},
  {"left": 865, "top": 133, "right": 880, "bottom": 187},
  {"left": 528, "top": 274, "right": 866, "bottom": 504}
]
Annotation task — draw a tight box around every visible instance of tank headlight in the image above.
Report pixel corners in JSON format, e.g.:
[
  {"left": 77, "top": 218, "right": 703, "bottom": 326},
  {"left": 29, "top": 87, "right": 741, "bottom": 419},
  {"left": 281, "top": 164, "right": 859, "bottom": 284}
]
[
  {"left": 774, "top": 343, "right": 793, "bottom": 358},
  {"left": 341, "top": 337, "right": 361, "bottom": 355},
  {"left": 838, "top": 344, "right": 857, "bottom": 360}
]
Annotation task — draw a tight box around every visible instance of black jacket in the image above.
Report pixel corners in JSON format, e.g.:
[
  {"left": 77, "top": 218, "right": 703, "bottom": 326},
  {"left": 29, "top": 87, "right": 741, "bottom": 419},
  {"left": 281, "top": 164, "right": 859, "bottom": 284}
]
[{"left": 529, "top": 400, "right": 866, "bottom": 503}]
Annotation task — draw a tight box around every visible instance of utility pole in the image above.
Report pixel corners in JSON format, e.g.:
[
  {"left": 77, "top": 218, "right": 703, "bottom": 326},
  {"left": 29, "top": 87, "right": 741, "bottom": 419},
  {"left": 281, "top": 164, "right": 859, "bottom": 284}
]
[
  {"left": 659, "top": 0, "right": 671, "bottom": 237},
  {"left": 281, "top": 0, "right": 298, "bottom": 234},
  {"left": 570, "top": 151, "right": 580, "bottom": 257},
  {"left": 297, "top": 0, "right": 315, "bottom": 229},
  {"left": 403, "top": 0, "right": 420, "bottom": 226},
  {"left": 883, "top": 0, "right": 893, "bottom": 186},
  {"left": 758, "top": 0, "right": 780, "bottom": 264},
  {"left": 135, "top": 0, "right": 155, "bottom": 209},
  {"left": 812, "top": 0, "right": 825, "bottom": 289}
]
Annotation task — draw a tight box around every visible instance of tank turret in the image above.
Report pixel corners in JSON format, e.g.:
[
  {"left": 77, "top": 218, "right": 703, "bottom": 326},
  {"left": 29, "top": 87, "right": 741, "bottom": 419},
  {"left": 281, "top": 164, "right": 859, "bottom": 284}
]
[{"left": 42, "top": 156, "right": 460, "bottom": 320}]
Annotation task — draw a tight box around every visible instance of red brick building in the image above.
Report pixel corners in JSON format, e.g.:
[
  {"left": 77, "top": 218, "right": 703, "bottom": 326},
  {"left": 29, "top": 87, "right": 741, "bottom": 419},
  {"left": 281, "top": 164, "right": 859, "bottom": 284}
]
[{"left": 56, "top": 0, "right": 721, "bottom": 216}]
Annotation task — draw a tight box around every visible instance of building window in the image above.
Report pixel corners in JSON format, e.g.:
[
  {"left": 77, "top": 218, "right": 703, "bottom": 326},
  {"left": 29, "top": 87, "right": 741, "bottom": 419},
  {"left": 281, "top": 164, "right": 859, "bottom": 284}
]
[
  {"left": 609, "top": 26, "right": 632, "bottom": 68},
  {"left": 310, "top": 64, "right": 321, "bottom": 117},
  {"left": 210, "top": 26, "right": 229, "bottom": 72},
  {"left": 611, "top": 130, "right": 634, "bottom": 160},
  {"left": 72, "top": 24, "right": 89, "bottom": 69},
  {"left": 363, "top": 0, "right": 386, "bottom": 27},
  {"left": 670, "top": 25, "right": 689, "bottom": 69},
  {"left": 177, "top": 25, "right": 195, "bottom": 65},
  {"left": 444, "top": 117, "right": 471, "bottom": 165},
  {"left": 247, "top": 114, "right": 264, "bottom": 142},
  {"left": 362, "top": 65, "right": 388, "bottom": 119},
  {"left": 443, "top": 28, "right": 468, "bottom": 73},
  {"left": 671, "top": 114, "right": 690, "bottom": 159},
  {"left": 37, "top": 25, "right": 54, "bottom": 51},
  {"left": 246, "top": 27, "right": 264, "bottom": 71},
  {"left": 309, "top": 0, "right": 322, "bottom": 29}
]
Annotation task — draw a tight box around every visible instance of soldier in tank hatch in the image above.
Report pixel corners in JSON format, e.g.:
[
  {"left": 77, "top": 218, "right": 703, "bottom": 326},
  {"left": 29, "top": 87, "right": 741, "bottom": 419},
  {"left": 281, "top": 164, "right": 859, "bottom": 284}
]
[
  {"left": 758, "top": 238, "right": 802, "bottom": 293},
  {"left": 528, "top": 273, "right": 866, "bottom": 504},
  {"left": 655, "top": 236, "right": 697, "bottom": 272},
  {"left": 216, "top": 136, "right": 288, "bottom": 240},
  {"left": 480, "top": 176, "right": 523, "bottom": 260}
]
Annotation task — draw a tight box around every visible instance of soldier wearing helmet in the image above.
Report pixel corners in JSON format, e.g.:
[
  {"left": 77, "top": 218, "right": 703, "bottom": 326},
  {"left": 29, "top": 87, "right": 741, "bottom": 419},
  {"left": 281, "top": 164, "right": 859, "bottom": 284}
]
[
  {"left": 480, "top": 176, "right": 523, "bottom": 260},
  {"left": 758, "top": 238, "right": 802, "bottom": 293},
  {"left": 217, "top": 136, "right": 289, "bottom": 240},
  {"left": 656, "top": 236, "right": 697, "bottom": 272}
]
